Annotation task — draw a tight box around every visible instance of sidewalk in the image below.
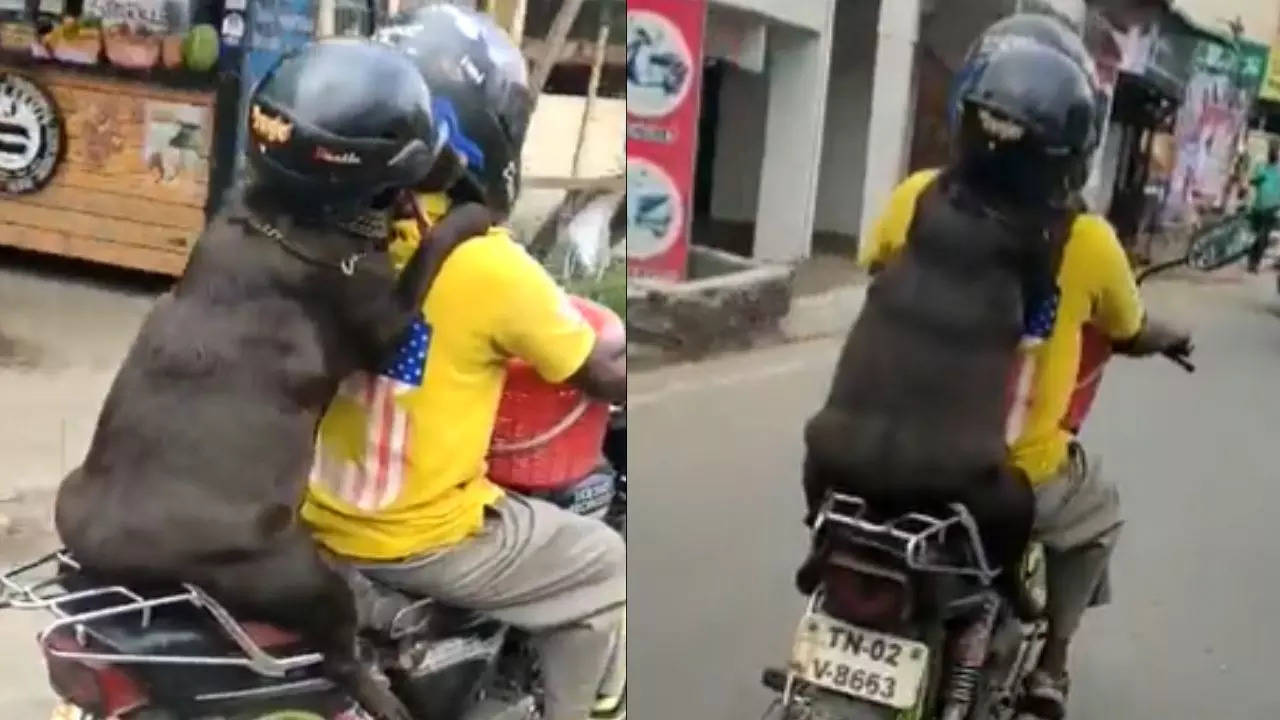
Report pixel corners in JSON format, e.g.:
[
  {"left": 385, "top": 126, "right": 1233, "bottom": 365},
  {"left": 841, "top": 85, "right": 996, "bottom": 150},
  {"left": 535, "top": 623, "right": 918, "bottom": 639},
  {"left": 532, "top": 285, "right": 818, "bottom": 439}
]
[
  {"left": 0, "top": 251, "right": 160, "bottom": 563},
  {"left": 782, "top": 252, "right": 869, "bottom": 340},
  {"left": 629, "top": 252, "right": 868, "bottom": 371}
]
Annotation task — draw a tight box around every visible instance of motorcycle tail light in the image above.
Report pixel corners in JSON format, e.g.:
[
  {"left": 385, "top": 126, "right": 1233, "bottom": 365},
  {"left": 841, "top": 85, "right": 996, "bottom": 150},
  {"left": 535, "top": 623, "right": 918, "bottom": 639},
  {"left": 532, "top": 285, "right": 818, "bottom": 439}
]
[
  {"left": 43, "top": 631, "right": 147, "bottom": 717},
  {"left": 820, "top": 554, "right": 912, "bottom": 629}
]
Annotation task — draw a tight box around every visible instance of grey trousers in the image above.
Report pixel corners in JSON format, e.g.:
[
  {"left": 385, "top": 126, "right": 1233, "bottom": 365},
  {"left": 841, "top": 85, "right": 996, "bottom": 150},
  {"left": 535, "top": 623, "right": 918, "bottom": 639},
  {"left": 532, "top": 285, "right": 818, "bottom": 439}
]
[
  {"left": 1032, "top": 442, "right": 1123, "bottom": 640},
  {"left": 355, "top": 494, "right": 626, "bottom": 720}
]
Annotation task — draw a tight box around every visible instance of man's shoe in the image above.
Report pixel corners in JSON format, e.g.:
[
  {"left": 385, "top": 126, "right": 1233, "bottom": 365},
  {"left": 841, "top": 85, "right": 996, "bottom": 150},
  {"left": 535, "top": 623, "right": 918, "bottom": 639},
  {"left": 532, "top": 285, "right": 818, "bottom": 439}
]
[
  {"left": 591, "top": 688, "right": 626, "bottom": 720},
  {"left": 1015, "top": 670, "right": 1068, "bottom": 720}
]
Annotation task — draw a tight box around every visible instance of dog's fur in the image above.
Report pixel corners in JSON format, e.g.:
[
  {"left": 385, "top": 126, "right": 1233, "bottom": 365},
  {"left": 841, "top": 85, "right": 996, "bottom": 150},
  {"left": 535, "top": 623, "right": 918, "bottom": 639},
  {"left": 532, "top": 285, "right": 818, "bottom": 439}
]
[
  {"left": 800, "top": 173, "right": 1072, "bottom": 589},
  {"left": 54, "top": 187, "right": 492, "bottom": 720}
]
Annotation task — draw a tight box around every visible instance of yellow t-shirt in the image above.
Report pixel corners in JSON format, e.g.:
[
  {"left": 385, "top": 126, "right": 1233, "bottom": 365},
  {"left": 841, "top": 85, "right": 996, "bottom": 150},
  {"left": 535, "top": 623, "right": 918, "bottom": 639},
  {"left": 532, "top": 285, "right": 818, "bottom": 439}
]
[
  {"left": 302, "top": 194, "right": 597, "bottom": 560},
  {"left": 860, "top": 169, "right": 1144, "bottom": 483}
]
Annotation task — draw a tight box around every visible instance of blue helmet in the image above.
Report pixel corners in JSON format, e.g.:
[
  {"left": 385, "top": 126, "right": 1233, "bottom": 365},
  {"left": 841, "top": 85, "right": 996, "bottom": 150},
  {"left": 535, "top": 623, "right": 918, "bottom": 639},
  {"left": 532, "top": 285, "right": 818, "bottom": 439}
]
[
  {"left": 375, "top": 4, "right": 533, "bottom": 218},
  {"left": 948, "top": 14, "right": 1105, "bottom": 203}
]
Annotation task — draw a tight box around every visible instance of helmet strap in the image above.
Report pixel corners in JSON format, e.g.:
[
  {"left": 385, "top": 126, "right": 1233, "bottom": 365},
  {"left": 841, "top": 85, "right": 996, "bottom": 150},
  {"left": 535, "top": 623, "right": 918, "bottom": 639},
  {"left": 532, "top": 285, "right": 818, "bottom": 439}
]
[{"left": 244, "top": 213, "right": 367, "bottom": 277}]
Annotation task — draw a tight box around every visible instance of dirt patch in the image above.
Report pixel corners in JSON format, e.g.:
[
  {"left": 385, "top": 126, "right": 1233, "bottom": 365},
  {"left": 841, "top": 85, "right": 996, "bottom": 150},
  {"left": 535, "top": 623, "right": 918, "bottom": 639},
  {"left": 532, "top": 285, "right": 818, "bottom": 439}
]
[
  {"left": 0, "top": 488, "right": 58, "bottom": 567},
  {"left": 0, "top": 333, "right": 43, "bottom": 371}
]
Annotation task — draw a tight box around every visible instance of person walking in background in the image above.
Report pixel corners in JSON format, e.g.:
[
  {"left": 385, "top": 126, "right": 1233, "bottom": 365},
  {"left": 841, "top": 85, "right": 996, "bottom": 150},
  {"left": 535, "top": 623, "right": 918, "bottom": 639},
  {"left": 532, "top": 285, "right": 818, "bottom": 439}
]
[{"left": 1246, "top": 142, "right": 1280, "bottom": 273}]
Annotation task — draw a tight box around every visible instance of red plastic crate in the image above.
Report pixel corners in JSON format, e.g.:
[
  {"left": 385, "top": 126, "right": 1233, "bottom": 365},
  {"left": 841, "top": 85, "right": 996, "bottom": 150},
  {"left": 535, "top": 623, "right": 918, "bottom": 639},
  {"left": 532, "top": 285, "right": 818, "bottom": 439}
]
[{"left": 487, "top": 295, "right": 622, "bottom": 492}]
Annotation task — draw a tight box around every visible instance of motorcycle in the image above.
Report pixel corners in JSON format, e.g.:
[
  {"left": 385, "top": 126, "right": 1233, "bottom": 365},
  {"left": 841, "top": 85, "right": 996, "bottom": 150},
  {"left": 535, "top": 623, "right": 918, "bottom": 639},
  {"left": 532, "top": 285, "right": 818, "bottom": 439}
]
[
  {"left": 1, "top": 405, "right": 625, "bottom": 720},
  {"left": 761, "top": 491, "right": 1047, "bottom": 720},
  {"left": 764, "top": 332, "right": 1191, "bottom": 720}
]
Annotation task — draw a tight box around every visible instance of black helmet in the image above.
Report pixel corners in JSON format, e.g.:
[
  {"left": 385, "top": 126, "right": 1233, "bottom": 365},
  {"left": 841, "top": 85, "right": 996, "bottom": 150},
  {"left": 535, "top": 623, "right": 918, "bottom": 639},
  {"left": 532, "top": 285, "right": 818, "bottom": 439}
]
[
  {"left": 949, "top": 14, "right": 1104, "bottom": 207},
  {"left": 246, "top": 38, "right": 446, "bottom": 219},
  {"left": 375, "top": 4, "right": 533, "bottom": 218}
]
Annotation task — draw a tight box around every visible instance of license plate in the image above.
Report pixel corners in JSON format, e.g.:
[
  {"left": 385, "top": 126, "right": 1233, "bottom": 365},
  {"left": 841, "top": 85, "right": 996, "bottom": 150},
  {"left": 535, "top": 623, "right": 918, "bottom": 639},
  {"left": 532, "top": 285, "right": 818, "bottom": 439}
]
[
  {"left": 49, "top": 703, "right": 92, "bottom": 720},
  {"left": 789, "top": 612, "right": 929, "bottom": 710}
]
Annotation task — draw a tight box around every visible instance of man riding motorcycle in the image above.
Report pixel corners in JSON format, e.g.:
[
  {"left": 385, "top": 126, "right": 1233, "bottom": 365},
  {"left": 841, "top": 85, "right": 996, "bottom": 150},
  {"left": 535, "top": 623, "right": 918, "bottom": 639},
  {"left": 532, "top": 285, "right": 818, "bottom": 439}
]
[
  {"left": 300, "top": 7, "right": 627, "bottom": 720},
  {"left": 858, "top": 15, "right": 1191, "bottom": 720}
]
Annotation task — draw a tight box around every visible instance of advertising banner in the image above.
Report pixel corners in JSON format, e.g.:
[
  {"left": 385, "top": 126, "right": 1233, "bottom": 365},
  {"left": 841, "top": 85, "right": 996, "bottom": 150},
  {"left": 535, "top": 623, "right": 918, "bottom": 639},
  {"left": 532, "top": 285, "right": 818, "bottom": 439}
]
[
  {"left": 1165, "top": 37, "right": 1268, "bottom": 220},
  {"left": 625, "top": 0, "right": 706, "bottom": 281}
]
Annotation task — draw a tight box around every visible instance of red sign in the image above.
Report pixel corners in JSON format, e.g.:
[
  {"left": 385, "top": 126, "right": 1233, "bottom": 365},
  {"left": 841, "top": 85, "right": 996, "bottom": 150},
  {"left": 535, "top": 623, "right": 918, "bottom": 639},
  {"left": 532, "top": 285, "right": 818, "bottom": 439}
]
[{"left": 625, "top": 0, "right": 706, "bottom": 281}]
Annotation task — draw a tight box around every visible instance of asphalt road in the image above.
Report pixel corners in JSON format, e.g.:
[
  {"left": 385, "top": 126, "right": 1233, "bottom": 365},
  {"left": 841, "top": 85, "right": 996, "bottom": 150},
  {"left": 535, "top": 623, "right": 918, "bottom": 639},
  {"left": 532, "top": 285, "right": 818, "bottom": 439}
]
[{"left": 630, "top": 272, "right": 1280, "bottom": 720}]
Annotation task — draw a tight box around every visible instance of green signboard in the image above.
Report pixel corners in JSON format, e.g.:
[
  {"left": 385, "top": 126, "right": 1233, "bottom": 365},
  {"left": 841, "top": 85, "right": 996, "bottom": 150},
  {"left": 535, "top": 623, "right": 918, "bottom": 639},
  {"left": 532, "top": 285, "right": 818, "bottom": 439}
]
[{"left": 1191, "top": 37, "right": 1270, "bottom": 95}]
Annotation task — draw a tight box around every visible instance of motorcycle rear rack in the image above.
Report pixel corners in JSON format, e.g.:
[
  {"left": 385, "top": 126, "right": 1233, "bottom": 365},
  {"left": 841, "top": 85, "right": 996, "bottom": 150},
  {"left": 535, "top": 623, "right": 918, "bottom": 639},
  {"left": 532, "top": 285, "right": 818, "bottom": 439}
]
[
  {"left": 0, "top": 549, "right": 324, "bottom": 679},
  {"left": 814, "top": 492, "right": 1000, "bottom": 585}
]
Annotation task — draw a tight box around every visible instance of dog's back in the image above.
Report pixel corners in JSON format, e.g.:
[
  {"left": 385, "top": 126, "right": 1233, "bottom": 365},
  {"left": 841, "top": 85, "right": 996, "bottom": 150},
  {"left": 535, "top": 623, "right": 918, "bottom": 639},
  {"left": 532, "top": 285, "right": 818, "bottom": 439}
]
[
  {"left": 55, "top": 207, "right": 360, "bottom": 574},
  {"left": 804, "top": 175, "right": 1048, "bottom": 522}
]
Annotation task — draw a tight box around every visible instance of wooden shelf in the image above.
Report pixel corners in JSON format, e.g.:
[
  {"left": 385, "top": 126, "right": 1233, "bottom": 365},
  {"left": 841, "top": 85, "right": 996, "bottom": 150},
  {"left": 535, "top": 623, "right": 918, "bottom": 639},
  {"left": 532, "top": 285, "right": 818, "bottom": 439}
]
[
  {"left": 0, "top": 61, "right": 216, "bottom": 276},
  {"left": 0, "top": 48, "right": 218, "bottom": 91}
]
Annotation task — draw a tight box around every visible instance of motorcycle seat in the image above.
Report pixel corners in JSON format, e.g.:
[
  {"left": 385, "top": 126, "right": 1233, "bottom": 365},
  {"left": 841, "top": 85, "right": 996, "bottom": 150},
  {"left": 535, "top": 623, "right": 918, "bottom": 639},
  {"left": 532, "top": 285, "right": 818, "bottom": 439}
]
[{"left": 55, "top": 570, "right": 309, "bottom": 661}]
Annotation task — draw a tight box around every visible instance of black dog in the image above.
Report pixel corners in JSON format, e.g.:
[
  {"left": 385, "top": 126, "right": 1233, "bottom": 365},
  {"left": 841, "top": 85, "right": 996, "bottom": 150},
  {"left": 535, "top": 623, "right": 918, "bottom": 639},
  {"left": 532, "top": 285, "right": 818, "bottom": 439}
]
[
  {"left": 54, "top": 187, "right": 492, "bottom": 720},
  {"left": 799, "top": 173, "right": 1071, "bottom": 591}
]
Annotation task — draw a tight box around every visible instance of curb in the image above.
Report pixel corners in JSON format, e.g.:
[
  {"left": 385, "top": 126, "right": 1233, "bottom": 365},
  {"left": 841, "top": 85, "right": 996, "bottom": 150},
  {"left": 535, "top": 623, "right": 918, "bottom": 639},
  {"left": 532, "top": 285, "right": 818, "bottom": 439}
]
[
  {"left": 630, "top": 281, "right": 867, "bottom": 371},
  {"left": 626, "top": 247, "right": 795, "bottom": 358}
]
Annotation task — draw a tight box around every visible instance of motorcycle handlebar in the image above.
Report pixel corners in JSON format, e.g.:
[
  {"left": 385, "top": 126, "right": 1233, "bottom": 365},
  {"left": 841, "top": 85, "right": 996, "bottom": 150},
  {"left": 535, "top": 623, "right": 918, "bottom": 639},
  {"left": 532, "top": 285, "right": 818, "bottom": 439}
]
[{"left": 1164, "top": 350, "right": 1195, "bottom": 373}]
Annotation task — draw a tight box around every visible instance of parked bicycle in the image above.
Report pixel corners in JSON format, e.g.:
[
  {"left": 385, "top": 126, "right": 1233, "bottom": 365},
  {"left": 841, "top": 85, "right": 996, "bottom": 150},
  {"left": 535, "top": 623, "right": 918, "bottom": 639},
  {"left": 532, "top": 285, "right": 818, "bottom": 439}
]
[{"left": 1137, "top": 206, "right": 1270, "bottom": 283}]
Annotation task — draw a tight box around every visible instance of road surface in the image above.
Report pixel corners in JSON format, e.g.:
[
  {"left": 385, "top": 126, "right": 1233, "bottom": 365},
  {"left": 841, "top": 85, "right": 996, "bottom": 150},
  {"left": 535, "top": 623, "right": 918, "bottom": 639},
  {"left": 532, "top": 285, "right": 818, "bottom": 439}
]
[{"left": 630, "top": 272, "right": 1280, "bottom": 719}]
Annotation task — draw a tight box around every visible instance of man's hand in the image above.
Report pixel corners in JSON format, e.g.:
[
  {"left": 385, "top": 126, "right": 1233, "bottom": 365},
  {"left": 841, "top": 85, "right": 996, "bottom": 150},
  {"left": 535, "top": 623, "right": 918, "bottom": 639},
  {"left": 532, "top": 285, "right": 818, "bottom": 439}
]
[
  {"left": 1112, "top": 315, "right": 1193, "bottom": 360},
  {"left": 568, "top": 331, "right": 625, "bottom": 405}
]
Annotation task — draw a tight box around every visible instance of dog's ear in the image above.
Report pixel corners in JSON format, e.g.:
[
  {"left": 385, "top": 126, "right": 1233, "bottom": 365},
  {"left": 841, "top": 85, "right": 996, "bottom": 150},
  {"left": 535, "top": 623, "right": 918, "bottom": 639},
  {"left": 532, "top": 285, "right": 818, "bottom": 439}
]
[
  {"left": 401, "top": 201, "right": 494, "bottom": 299},
  {"left": 353, "top": 201, "right": 497, "bottom": 367}
]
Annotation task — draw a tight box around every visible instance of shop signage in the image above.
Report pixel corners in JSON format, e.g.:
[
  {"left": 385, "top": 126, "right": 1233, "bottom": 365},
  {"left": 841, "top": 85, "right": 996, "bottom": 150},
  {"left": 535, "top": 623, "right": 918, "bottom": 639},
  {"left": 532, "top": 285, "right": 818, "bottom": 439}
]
[
  {"left": 0, "top": 72, "right": 63, "bottom": 195},
  {"left": 1163, "top": 35, "right": 1267, "bottom": 221},
  {"left": 625, "top": 0, "right": 706, "bottom": 281},
  {"left": 1260, "top": 16, "right": 1280, "bottom": 102},
  {"left": 1192, "top": 38, "right": 1269, "bottom": 95}
]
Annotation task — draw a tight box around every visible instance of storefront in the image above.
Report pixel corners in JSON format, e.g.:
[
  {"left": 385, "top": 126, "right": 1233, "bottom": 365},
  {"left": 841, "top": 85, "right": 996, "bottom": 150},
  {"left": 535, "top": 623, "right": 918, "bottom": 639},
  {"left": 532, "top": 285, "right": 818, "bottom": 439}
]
[
  {"left": 1159, "top": 17, "right": 1269, "bottom": 223},
  {"left": 1098, "top": 12, "right": 1190, "bottom": 243},
  {"left": 0, "top": 0, "right": 372, "bottom": 275}
]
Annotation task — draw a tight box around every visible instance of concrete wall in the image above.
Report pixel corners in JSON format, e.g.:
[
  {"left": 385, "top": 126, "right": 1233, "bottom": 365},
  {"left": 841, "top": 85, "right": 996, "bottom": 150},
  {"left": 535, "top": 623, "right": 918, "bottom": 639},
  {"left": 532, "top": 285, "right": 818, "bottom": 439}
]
[
  {"left": 707, "top": 0, "right": 830, "bottom": 32},
  {"left": 709, "top": 0, "right": 881, "bottom": 239},
  {"left": 1172, "top": 0, "right": 1280, "bottom": 43},
  {"left": 811, "top": 0, "right": 879, "bottom": 239}
]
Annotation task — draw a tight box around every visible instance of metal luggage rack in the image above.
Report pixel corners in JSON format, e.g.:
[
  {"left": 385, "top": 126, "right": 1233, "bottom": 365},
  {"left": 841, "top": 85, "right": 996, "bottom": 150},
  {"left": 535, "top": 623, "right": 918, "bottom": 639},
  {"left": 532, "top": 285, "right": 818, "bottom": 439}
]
[
  {"left": 0, "top": 550, "right": 324, "bottom": 679},
  {"left": 814, "top": 492, "right": 1000, "bottom": 584}
]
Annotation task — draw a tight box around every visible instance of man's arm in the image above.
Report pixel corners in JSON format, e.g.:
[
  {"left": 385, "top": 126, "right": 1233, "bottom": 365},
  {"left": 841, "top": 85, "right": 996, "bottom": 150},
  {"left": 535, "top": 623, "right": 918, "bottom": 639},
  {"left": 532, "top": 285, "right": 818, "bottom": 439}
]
[
  {"left": 1084, "top": 216, "right": 1192, "bottom": 358},
  {"left": 490, "top": 244, "right": 624, "bottom": 404}
]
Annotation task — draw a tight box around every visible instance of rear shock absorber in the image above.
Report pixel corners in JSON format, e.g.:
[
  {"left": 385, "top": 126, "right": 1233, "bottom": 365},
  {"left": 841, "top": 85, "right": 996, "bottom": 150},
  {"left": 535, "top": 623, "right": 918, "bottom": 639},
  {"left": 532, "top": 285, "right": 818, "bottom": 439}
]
[{"left": 940, "top": 591, "right": 1001, "bottom": 720}]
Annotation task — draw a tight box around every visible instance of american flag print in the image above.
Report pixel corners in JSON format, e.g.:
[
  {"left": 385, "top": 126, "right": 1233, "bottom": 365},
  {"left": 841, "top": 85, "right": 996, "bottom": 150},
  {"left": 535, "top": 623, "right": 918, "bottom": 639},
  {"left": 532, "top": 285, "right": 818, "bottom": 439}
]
[
  {"left": 1004, "top": 288, "right": 1061, "bottom": 444},
  {"left": 312, "top": 317, "right": 431, "bottom": 511}
]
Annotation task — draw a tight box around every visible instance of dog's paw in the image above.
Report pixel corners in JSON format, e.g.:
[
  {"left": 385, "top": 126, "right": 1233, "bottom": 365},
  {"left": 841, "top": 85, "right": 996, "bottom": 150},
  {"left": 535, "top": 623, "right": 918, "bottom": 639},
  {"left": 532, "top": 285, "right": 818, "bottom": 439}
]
[
  {"left": 349, "top": 668, "right": 414, "bottom": 720},
  {"left": 431, "top": 203, "right": 495, "bottom": 246}
]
